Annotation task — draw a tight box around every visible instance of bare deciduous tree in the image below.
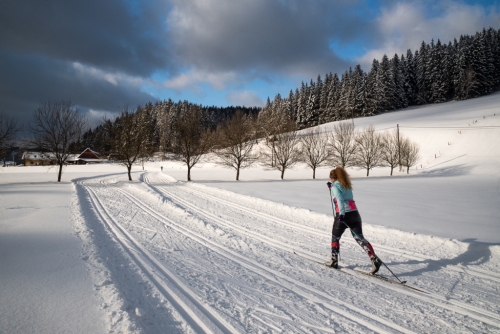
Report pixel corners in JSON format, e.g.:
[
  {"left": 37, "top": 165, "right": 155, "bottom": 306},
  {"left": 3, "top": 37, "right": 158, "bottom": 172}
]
[
  {"left": 137, "top": 108, "right": 157, "bottom": 170},
  {"left": 300, "top": 127, "right": 330, "bottom": 179},
  {"left": 260, "top": 119, "right": 301, "bottom": 179},
  {"left": 257, "top": 104, "right": 288, "bottom": 168},
  {"left": 108, "top": 106, "right": 149, "bottom": 181},
  {"left": 213, "top": 110, "right": 258, "bottom": 180},
  {"left": 401, "top": 138, "right": 420, "bottom": 174},
  {"left": 381, "top": 130, "right": 400, "bottom": 176},
  {"left": 172, "top": 104, "right": 213, "bottom": 181},
  {"left": 0, "top": 111, "right": 22, "bottom": 166},
  {"left": 30, "top": 100, "right": 87, "bottom": 182},
  {"left": 327, "top": 122, "right": 357, "bottom": 168},
  {"left": 354, "top": 125, "right": 384, "bottom": 176}
]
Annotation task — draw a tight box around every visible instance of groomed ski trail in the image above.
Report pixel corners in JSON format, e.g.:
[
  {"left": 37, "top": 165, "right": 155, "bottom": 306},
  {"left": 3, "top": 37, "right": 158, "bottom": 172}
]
[
  {"left": 74, "top": 172, "right": 500, "bottom": 333},
  {"left": 140, "top": 173, "right": 500, "bottom": 329}
]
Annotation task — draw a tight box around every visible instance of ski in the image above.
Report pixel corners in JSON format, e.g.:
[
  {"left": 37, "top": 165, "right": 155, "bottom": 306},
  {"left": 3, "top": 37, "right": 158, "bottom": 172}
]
[
  {"left": 293, "top": 251, "right": 331, "bottom": 266},
  {"left": 353, "top": 270, "right": 427, "bottom": 293},
  {"left": 293, "top": 251, "right": 357, "bottom": 276},
  {"left": 294, "top": 251, "right": 427, "bottom": 294}
]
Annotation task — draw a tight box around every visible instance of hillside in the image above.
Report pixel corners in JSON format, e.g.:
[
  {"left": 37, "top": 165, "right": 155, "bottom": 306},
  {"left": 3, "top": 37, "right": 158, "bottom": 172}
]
[{"left": 1, "top": 93, "right": 500, "bottom": 333}]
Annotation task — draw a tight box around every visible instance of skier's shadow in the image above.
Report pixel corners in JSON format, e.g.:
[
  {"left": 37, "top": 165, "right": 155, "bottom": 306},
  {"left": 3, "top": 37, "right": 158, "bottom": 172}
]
[{"left": 387, "top": 238, "right": 498, "bottom": 277}]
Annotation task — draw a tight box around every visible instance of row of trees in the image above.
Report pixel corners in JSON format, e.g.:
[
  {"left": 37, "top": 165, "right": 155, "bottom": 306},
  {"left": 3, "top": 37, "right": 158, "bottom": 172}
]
[
  {"left": 261, "top": 27, "right": 500, "bottom": 129},
  {"left": 0, "top": 111, "right": 22, "bottom": 167},
  {"left": 2, "top": 98, "right": 419, "bottom": 182},
  {"left": 0, "top": 101, "right": 87, "bottom": 181},
  {"left": 214, "top": 108, "right": 420, "bottom": 180},
  {"left": 26, "top": 99, "right": 421, "bottom": 182},
  {"left": 80, "top": 100, "right": 260, "bottom": 155}
]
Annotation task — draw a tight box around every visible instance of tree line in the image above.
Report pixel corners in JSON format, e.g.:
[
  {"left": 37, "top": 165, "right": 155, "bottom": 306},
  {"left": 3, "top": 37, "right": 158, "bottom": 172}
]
[
  {"left": 96, "top": 103, "right": 420, "bottom": 181},
  {"left": 262, "top": 27, "right": 500, "bottom": 129},
  {"left": 1, "top": 98, "right": 419, "bottom": 182}
]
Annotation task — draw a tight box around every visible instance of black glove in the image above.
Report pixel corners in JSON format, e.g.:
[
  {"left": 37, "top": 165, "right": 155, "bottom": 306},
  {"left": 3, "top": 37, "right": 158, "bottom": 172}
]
[
  {"left": 327, "top": 182, "right": 332, "bottom": 189},
  {"left": 339, "top": 214, "right": 345, "bottom": 223}
]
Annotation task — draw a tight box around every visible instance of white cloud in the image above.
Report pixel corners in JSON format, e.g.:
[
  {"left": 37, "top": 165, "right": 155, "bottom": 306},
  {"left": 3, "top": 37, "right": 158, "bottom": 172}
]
[
  {"left": 166, "top": 0, "right": 352, "bottom": 78},
  {"left": 226, "top": 90, "right": 264, "bottom": 107},
  {"left": 82, "top": 108, "right": 117, "bottom": 128},
  {"left": 163, "top": 69, "right": 239, "bottom": 91},
  {"left": 357, "top": 1, "right": 500, "bottom": 69},
  {"left": 71, "top": 62, "right": 148, "bottom": 88}
]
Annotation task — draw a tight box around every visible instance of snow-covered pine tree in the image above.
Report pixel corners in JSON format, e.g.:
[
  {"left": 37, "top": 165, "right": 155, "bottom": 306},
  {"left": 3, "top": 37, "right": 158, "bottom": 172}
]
[
  {"left": 318, "top": 73, "right": 331, "bottom": 124},
  {"left": 272, "top": 93, "right": 283, "bottom": 119},
  {"left": 429, "top": 39, "right": 447, "bottom": 103},
  {"left": 391, "top": 54, "right": 408, "bottom": 109},
  {"left": 364, "top": 59, "right": 380, "bottom": 116},
  {"left": 287, "top": 90, "right": 296, "bottom": 121},
  {"left": 443, "top": 41, "right": 455, "bottom": 100},
  {"left": 417, "top": 41, "right": 430, "bottom": 104},
  {"left": 405, "top": 49, "right": 418, "bottom": 105},
  {"left": 326, "top": 73, "right": 340, "bottom": 122},
  {"left": 377, "top": 55, "right": 396, "bottom": 111},
  {"left": 296, "top": 82, "right": 308, "bottom": 129},
  {"left": 493, "top": 28, "right": 500, "bottom": 89},
  {"left": 486, "top": 28, "right": 500, "bottom": 90},
  {"left": 338, "top": 71, "right": 351, "bottom": 120},
  {"left": 293, "top": 88, "right": 300, "bottom": 122},
  {"left": 478, "top": 29, "right": 495, "bottom": 95},
  {"left": 351, "top": 65, "right": 366, "bottom": 117},
  {"left": 400, "top": 54, "right": 412, "bottom": 106}
]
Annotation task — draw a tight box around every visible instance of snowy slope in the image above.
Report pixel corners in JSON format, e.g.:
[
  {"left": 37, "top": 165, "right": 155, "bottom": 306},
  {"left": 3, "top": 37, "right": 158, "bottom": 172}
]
[
  {"left": 1, "top": 93, "right": 500, "bottom": 333},
  {"left": 69, "top": 171, "right": 500, "bottom": 333}
]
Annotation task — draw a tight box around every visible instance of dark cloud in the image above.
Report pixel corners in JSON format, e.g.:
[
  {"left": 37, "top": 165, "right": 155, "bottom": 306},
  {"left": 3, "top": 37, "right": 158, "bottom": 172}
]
[
  {"left": 4, "top": 0, "right": 452, "bottom": 134},
  {"left": 0, "top": 0, "right": 172, "bottom": 76},
  {"left": 167, "top": 0, "right": 377, "bottom": 78},
  {"left": 0, "top": 0, "right": 169, "bottom": 132},
  {"left": 0, "top": 50, "right": 156, "bottom": 131}
]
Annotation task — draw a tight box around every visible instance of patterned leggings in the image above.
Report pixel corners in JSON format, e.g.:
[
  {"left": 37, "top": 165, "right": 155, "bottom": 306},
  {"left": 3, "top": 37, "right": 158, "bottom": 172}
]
[{"left": 331, "top": 210, "right": 375, "bottom": 257}]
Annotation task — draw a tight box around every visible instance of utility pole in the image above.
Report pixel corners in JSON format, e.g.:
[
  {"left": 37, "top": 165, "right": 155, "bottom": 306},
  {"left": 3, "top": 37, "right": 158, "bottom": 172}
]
[{"left": 397, "top": 124, "right": 401, "bottom": 172}]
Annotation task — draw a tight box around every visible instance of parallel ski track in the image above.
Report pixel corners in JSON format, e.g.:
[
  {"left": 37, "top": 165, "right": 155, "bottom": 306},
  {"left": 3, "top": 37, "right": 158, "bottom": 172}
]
[
  {"left": 142, "top": 174, "right": 500, "bottom": 329},
  {"left": 113, "top": 183, "right": 416, "bottom": 334},
  {"left": 161, "top": 176, "right": 500, "bottom": 285},
  {"left": 81, "top": 182, "right": 238, "bottom": 334}
]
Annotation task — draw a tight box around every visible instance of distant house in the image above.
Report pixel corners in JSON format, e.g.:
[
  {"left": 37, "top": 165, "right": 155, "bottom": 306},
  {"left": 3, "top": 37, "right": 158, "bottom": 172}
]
[
  {"left": 22, "top": 148, "right": 105, "bottom": 166},
  {"left": 22, "top": 152, "right": 57, "bottom": 166},
  {"left": 74, "top": 148, "right": 104, "bottom": 164}
]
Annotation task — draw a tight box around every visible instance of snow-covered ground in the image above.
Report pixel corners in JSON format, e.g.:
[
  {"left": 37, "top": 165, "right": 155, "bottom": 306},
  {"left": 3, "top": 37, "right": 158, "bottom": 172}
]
[{"left": 1, "top": 93, "right": 500, "bottom": 333}]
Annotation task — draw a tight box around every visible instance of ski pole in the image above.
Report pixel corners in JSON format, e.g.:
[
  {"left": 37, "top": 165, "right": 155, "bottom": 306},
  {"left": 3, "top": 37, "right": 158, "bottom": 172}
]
[{"left": 327, "top": 187, "right": 407, "bottom": 284}]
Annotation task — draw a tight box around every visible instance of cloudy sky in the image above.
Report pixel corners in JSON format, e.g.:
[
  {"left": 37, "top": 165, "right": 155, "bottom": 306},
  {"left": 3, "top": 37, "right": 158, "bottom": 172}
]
[{"left": 1, "top": 0, "right": 499, "bottom": 128}]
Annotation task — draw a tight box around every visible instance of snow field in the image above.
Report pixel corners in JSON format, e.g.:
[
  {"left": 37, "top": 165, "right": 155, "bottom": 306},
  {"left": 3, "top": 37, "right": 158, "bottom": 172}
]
[
  {"left": 1, "top": 92, "right": 500, "bottom": 333},
  {"left": 70, "top": 170, "right": 500, "bottom": 333}
]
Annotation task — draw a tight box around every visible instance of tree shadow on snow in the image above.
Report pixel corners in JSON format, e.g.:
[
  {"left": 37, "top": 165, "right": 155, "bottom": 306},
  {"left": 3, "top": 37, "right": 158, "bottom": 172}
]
[
  {"left": 195, "top": 163, "right": 475, "bottom": 185},
  {"left": 389, "top": 238, "right": 498, "bottom": 278},
  {"left": 417, "top": 164, "right": 475, "bottom": 177}
]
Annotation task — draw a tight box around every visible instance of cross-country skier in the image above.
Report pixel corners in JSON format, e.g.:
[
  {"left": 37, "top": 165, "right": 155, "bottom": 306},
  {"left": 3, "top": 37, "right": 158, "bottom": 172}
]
[{"left": 326, "top": 166, "right": 381, "bottom": 274}]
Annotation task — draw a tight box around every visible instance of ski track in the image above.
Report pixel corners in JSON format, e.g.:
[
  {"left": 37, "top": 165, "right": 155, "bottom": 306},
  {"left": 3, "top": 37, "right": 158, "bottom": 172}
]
[
  {"left": 82, "top": 177, "right": 386, "bottom": 333},
  {"left": 148, "top": 173, "right": 500, "bottom": 289},
  {"left": 82, "top": 182, "right": 238, "bottom": 334},
  {"left": 140, "top": 173, "right": 500, "bottom": 328},
  {"left": 183, "top": 178, "right": 500, "bottom": 285},
  {"left": 114, "top": 187, "right": 405, "bottom": 333},
  {"left": 75, "top": 172, "right": 500, "bottom": 333}
]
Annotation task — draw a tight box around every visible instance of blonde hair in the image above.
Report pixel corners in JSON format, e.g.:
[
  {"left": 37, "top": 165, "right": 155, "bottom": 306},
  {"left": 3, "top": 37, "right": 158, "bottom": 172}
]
[{"left": 329, "top": 167, "right": 352, "bottom": 190}]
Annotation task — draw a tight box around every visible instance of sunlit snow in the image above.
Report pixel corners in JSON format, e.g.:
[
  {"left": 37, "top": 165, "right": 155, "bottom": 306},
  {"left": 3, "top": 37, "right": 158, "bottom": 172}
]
[{"left": 1, "top": 93, "right": 499, "bottom": 333}]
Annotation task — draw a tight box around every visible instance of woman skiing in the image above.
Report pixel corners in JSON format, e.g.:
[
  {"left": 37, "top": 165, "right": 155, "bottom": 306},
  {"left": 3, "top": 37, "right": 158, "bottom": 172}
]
[{"left": 326, "top": 166, "right": 381, "bottom": 274}]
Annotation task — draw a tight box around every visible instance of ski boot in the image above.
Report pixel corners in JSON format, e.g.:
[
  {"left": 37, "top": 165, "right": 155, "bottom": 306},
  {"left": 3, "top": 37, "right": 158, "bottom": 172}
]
[
  {"left": 325, "top": 255, "right": 338, "bottom": 269},
  {"left": 370, "top": 255, "right": 381, "bottom": 274}
]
